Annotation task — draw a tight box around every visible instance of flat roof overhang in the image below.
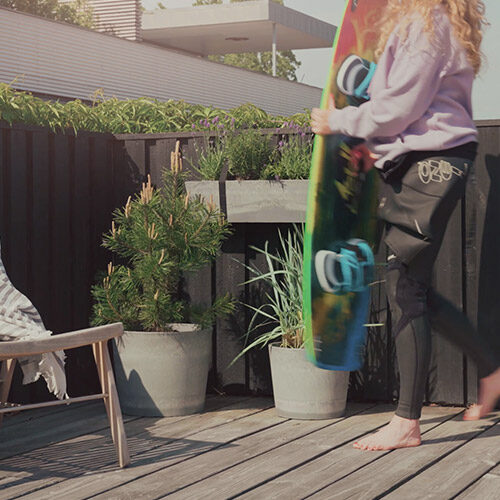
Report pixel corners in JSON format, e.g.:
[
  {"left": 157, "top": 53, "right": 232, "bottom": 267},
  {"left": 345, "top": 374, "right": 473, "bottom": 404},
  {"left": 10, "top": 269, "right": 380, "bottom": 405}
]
[{"left": 142, "top": 0, "right": 336, "bottom": 56}]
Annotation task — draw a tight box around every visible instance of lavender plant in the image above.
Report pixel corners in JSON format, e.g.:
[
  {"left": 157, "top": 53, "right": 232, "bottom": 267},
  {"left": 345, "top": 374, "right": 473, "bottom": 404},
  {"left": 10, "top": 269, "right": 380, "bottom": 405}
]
[
  {"left": 186, "top": 116, "right": 229, "bottom": 180},
  {"left": 263, "top": 124, "right": 313, "bottom": 180},
  {"left": 226, "top": 128, "right": 273, "bottom": 180}
]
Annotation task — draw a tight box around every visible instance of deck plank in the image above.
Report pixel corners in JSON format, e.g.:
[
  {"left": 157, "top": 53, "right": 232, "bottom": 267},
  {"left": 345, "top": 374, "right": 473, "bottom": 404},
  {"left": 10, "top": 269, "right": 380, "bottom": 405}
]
[
  {"left": 165, "top": 405, "right": 461, "bottom": 500},
  {"left": 88, "top": 403, "right": 375, "bottom": 500},
  {"left": 242, "top": 406, "right": 461, "bottom": 499},
  {"left": 456, "top": 462, "right": 500, "bottom": 500},
  {"left": 383, "top": 419, "right": 500, "bottom": 499},
  {"left": 307, "top": 411, "right": 500, "bottom": 499},
  {"left": 0, "top": 400, "right": 99, "bottom": 429},
  {"left": 0, "top": 397, "right": 271, "bottom": 499},
  {"left": 0, "top": 402, "right": 139, "bottom": 460}
]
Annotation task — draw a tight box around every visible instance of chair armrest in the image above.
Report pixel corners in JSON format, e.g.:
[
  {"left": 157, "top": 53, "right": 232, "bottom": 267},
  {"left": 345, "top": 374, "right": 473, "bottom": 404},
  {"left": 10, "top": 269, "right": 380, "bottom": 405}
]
[{"left": 0, "top": 323, "right": 123, "bottom": 358}]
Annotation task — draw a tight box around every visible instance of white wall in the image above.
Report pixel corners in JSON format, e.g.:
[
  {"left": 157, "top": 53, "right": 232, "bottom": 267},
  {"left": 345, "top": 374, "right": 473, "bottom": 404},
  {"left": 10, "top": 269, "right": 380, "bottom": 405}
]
[
  {"left": 0, "top": 7, "right": 322, "bottom": 116},
  {"left": 59, "top": 0, "right": 142, "bottom": 41}
]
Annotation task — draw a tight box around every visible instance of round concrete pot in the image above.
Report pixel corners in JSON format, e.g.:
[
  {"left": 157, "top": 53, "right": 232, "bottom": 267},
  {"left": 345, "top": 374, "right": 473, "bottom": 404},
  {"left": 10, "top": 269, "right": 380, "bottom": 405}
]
[
  {"left": 112, "top": 324, "right": 212, "bottom": 417},
  {"left": 269, "top": 344, "right": 349, "bottom": 419}
]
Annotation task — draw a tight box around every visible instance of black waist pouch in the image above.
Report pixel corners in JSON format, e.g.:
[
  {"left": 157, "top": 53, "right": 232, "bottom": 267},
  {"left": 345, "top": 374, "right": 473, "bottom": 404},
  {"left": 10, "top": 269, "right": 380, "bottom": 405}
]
[{"left": 379, "top": 153, "right": 412, "bottom": 183}]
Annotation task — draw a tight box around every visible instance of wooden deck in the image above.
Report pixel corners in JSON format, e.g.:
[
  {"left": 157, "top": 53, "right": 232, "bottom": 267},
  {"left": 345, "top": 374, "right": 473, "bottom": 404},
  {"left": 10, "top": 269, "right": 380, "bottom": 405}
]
[{"left": 0, "top": 396, "right": 499, "bottom": 499}]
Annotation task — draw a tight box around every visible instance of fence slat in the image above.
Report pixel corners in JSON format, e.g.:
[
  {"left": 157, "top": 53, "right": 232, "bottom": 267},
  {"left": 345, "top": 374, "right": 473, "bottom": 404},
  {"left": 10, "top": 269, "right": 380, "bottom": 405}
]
[
  {"left": 50, "top": 134, "right": 72, "bottom": 334},
  {"left": 5, "top": 128, "right": 32, "bottom": 403},
  {"left": 215, "top": 224, "right": 247, "bottom": 393},
  {"left": 148, "top": 138, "right": 170, "bottom": 186},
  {"left": 465, "top": 157, "right": 479, "bottom": 404},
  {"left": 184, "top": 265, "right": 215, "bottom": 389},
  {"left": 32, "top": 130, "right": 52, "bottom": 328},
  {"left": 428, "top": 204, "right": 465, "bottom": 405},
  {"left": 72, "top": 134, "right": 92, "bottom": 332},
  {"left": 7, "top": 129, "right": 29, "bottom": 292},
  {"left": 124, "top": 139, "right": 147, "bottom": 183}
]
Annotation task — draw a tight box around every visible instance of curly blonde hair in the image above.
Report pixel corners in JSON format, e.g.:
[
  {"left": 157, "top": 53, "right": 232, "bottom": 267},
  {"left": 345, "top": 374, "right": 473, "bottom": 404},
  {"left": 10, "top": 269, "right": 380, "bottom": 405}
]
[{"left": 375, "top": 0, "right": 487, "bottom": 75}]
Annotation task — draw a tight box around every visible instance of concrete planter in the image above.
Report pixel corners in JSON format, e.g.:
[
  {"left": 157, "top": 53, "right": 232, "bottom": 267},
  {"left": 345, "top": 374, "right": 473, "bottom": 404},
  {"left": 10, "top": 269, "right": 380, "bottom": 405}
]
[
  {"left": 185, "top": 180, "right": 220, "bottom": 208},
  {"left": 112, "top": 324, "right": 212, "bottom": 417},
  {"left": 269, "top": 344, "right": 349, "bottom": 420},
  {"left": 185, "top": 179, "right": 308, "bottom": 223}
]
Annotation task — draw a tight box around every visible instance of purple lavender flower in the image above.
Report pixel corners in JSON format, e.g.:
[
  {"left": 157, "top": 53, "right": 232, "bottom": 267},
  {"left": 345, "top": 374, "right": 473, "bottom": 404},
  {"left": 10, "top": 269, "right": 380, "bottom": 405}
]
[
  {"left": 203, "top": 119, "right": 209, "bottom": 127},
  {"left": 278, "top": 140, "right": 284, "bottom": 148},
  {"left": 192, "top": 123, "right": 196, "bottom": 129},
  {"left": 212, "top": 116, "right": 219, "bottom": 124}
]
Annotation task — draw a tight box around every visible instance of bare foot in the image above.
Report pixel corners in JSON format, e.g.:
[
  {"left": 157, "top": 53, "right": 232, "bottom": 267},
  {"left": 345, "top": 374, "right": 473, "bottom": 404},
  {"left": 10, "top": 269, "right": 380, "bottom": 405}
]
[
  {"left": 353, "top": 414, "right": 421, "bottom": 451},
  {"left": 463, "top": 367, "right": 500, "bottom": 421}
]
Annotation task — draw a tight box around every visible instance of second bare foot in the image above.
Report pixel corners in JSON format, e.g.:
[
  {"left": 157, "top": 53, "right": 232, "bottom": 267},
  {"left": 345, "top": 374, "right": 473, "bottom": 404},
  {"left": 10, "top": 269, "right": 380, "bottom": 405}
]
[{"left": 464, "top": 367, "right": 500, "bottom": 420}]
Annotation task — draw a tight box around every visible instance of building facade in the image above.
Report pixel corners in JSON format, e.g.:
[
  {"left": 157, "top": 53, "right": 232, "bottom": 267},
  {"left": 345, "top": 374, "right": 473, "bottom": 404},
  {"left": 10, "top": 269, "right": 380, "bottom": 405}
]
[{"left": 0, "top": 6, "right": 322, "bottom": 115}]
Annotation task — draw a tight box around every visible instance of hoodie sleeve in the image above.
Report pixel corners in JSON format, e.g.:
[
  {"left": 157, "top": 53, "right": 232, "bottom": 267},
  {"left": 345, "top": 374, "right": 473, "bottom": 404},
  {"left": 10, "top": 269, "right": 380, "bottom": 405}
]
[{"left": 327, "top": 19, "right": 447, "bottom": 140}]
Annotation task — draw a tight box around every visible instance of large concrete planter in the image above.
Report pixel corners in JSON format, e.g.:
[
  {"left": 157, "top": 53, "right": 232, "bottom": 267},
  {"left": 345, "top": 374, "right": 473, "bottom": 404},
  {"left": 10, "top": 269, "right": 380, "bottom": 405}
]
[
  {"left": 269, "top": 344, "right": 349, "bottom": 420},
  {"left": 112, "top": 324, "right": 211, "bottom": 417},
  {"left": 185, "top": 179, "right": 308, "bottom": 223}
]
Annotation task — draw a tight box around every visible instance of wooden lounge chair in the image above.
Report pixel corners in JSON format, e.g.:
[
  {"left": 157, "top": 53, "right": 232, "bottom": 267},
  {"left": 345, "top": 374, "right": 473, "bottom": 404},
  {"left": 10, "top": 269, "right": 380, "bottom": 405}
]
[{"left": 0, "top": 322, "right": 130, "bottom": 468}]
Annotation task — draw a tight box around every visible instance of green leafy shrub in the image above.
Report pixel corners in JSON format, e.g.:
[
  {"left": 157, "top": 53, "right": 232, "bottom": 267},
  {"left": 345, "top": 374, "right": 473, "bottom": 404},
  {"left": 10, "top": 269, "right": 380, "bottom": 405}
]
[
  {"left": 226, "top": 129, "right": 273, "bottom": 180},
  {"left": 0, "top": 0, "right": 95, "bottom": 28},
  {"left": 263, "top": 129, "right": 313, "bottom": 180},
  {"left": 91, "top": 144, "right": 235, "bottom": 331},
  {"left": 229, "top": 103, "right": 275, "bottom": 129}
]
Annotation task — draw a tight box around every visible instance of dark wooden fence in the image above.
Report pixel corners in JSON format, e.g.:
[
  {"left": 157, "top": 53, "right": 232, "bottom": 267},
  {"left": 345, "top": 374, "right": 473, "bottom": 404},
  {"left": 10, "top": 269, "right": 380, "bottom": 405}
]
[
  {"left": 0, "top": 121, "right": 143, "bottom": 401},
  {"left": 1, "top": 119, "right": 499, "bottom": 407}
]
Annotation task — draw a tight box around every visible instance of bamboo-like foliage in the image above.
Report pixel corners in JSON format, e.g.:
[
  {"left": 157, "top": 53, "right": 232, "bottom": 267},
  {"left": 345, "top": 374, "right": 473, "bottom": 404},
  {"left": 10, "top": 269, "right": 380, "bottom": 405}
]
[
  {"left": 0, "top": 82, "right": 310, "bottom": 135},
  {"left": 91, "top": 141, "right": 235, "bottom": 332},
  {"left": 231, "top": 225, "right": 304, "bottom": 365}
]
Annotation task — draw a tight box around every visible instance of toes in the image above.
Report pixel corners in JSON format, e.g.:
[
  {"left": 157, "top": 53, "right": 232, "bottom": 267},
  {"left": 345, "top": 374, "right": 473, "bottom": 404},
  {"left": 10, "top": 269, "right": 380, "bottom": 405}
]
[{"left": 353, "top": 440, "right": 370, "bottom": 450}]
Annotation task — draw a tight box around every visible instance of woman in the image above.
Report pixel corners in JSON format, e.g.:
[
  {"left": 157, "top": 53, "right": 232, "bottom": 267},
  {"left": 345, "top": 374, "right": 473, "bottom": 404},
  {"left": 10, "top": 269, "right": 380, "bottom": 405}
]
[{"left": 311, "top": 0, "right": 500, "bottom": 451}]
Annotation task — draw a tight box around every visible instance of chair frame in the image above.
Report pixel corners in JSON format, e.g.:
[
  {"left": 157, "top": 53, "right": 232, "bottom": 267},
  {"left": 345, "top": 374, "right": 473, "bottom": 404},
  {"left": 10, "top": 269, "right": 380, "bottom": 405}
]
[{"left": 0, "top": 322, "right": 130, "bottom": 468}]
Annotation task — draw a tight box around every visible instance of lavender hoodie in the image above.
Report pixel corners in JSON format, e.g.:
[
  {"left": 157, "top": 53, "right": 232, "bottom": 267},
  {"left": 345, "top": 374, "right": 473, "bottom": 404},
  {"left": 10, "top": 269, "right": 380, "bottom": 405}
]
[{"left": 327, "top": 8, "right": 478, "bottom": 168}]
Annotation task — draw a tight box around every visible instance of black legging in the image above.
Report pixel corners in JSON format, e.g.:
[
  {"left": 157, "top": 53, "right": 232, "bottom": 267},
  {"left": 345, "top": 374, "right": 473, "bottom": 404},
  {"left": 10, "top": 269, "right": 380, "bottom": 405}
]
[
  {"left": 379, "top": 144, "right": 500, "bottom": 419},
  {"left": 386, "top": 257, "right": 499, "bottom": 419}
]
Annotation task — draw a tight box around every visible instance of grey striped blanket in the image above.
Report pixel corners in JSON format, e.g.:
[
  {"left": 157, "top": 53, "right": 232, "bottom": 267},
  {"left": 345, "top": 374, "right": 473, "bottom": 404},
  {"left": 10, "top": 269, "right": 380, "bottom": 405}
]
[{"left": 0, "top": 252, "right": 67, "bottom": 399}]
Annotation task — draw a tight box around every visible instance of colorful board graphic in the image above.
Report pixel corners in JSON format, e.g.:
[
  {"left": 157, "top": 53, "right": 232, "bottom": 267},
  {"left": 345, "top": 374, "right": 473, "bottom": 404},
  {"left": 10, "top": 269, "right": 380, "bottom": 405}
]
[{"left": 303, "top": 0, "right": 387, "bottom": 371}]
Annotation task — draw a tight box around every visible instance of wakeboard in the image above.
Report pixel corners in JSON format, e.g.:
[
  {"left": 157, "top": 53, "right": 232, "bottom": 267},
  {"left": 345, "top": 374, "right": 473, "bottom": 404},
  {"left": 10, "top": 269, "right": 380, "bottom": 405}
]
[{"left": 303, "top": 0, "right": 386, "bottom": 371}]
